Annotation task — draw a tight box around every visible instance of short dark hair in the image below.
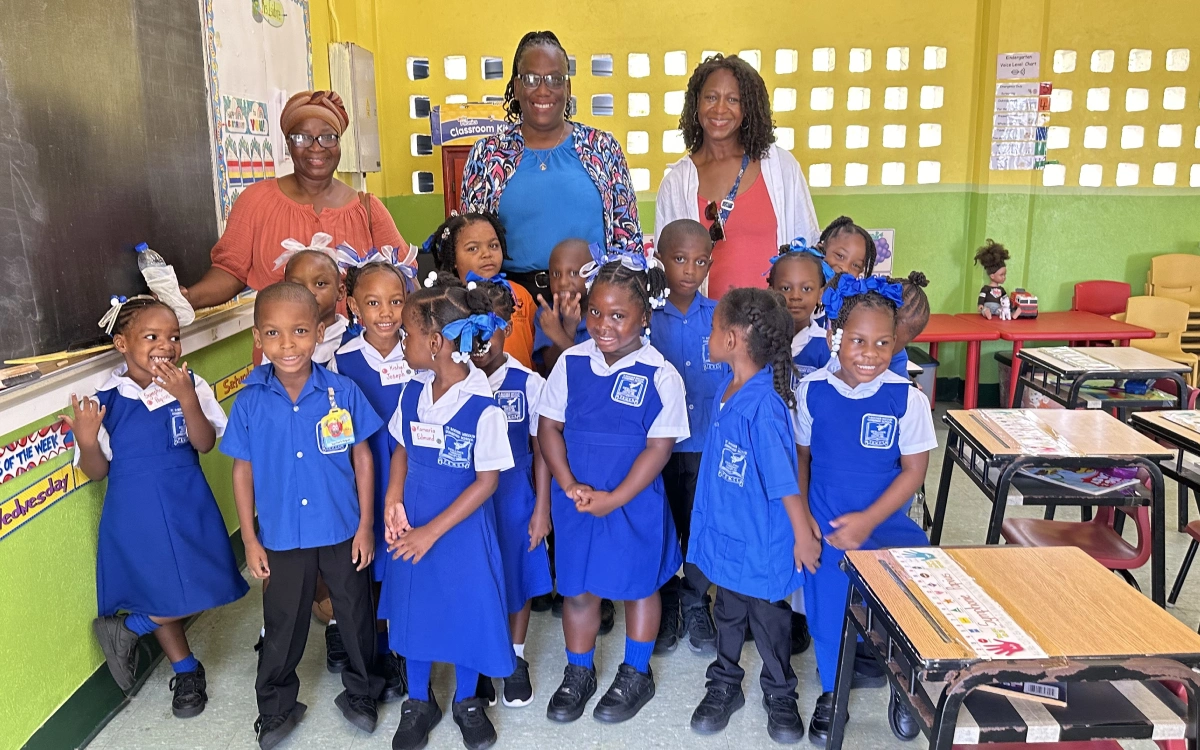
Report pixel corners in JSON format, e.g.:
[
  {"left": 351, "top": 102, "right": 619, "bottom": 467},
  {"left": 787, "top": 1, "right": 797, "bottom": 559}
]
[
  {"left": 426, "top": 212, "right": 509, "bottom": 279},
  {"left": 680, "top": 54, "right": 775, "bottom": 160},
  {"left": 254, "top": 281, "right": 319, "bottom": 327},
  {"left": 820, "top": 216, "right": 877, "bottom": 277},
  {"left": 284, "top": 249, "right": 339, "bottom": 279},
  {"left": 503, "top": 31, "right": 570, "bottom": 123},
  {"left": 657, "top": 218, "right": 712, "bottom": 254},
  {"left": 767, "top": 244, "right": 826, "bottom": 288},
  {"left": 715, "top": 288, "right": 796, "bottom": 408}
]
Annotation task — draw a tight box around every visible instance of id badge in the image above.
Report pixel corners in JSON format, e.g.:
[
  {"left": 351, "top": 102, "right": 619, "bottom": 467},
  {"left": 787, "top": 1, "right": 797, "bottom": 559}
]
[
  {"left": 379, "top": 361, "right": 413, "bottom": 386},
  {"left": 139, "top": 384, "right": 177, "bottom": 411},
  {"left": 410, "top": 421, "right": 445, "bottom": 449},
  {"left": 316, "top": 387, "right": 355, "bottom": 454}
]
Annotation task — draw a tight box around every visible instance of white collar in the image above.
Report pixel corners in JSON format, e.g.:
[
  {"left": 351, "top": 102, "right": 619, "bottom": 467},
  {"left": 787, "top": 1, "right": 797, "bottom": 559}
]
[
  {"left": 418, "top": 363, "right": 494, "bottom": 406},
  {"left": 567, "top": 339, "right": 664, "bottom": 375},
  {"left": 98, "top": 363, "right": 151, "bottom": 399},
  {"left": 485, "top": 353, "right": 533, "bottom": 392},
  {"left": 336, "top": 332, "right": 406, "bottom": 369},
  {"left": 323, "top": 314, "right": 349, "bottom": 343},
  {"left": 803, "top": 362, "right": 910, "bottom": 399},
  {"left": 791, "top": 320, "right": 825, "bottom": 357}
]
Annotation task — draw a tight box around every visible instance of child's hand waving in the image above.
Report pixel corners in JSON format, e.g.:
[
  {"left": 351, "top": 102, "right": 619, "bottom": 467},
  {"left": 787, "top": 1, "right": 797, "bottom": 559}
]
[
  {"left": 556, "top": 291, "right": 582, "bottom": 335},
  {"left": 61, "top": 394, "right": 106, "bottom": 444},
  {"left": 536, "top": 295, "right": 566, "bottom": 342},
  {"left": 152, "top": 360, "right": 198, "bottom": 403},
  {"left": 826, "top": 511, "right": 879, "bottom": 551}
]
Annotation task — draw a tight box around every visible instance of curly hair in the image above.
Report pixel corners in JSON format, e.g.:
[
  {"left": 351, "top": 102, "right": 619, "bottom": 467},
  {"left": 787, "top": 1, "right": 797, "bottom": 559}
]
[
  {"left": 590, "top": 259, "right": 669, "bottom": 328},
  {"left": 425, "top": 212, "right": 509, "bottom": 279},
  {"left": 109, "top": 297, "right": 174, "bottom": 337},
  {"left": 820, "top": 216, "right": 877, "bottom": 277},
  {"left": 405, "top": 272, "right": 498, "bottom": 356},
  {"left": 716, "top": 288, "right": 797, "bottom": 408},
  {"left": 891, "top": 271, "right": 930, "bottom": 335},
  {"left": 974, "top": 239, "right": 1010, "bottom": 275},
  {"left": 679, "top": 54, "right": 775, "bottom": 160},
  {"left": 828, "top": 272, "right": 900, "bottom": 337},
  {"left": 766, "top": 244, "right": 827, "bottom": 289},
  {"left": 503, "top": 31, "right": 570, "bottom": 123}
]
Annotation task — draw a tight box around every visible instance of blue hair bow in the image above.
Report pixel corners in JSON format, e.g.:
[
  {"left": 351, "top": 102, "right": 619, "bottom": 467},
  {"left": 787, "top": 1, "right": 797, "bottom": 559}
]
[
  {"left": 441, "top": 313, "right": 504, "bottom": 354},
  {"left": 335, "top": 243, "right": 419, "bottom": 291},
  {"left": 769, "top": 237, "right": 835, "bottom": 282},
  {"left": 579, "top": 242, "right": 650, "bottom": 284},
  {"left": 820, "top": 274, "right": 904, "bottom": 322},
  {"left": 464, "top": 270, "right": 514, "bottom": 296}
]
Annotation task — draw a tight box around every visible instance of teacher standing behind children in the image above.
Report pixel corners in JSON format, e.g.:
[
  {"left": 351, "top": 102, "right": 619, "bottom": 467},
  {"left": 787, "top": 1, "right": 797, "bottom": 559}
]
[{"left": 656, "top": 55, "right": 819, "bottom": 299}]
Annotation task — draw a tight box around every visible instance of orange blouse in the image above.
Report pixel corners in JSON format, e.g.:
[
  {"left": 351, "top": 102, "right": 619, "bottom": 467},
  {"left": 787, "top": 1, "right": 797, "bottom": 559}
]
[
  {"left": 506, "top": 283, "right": 536, "bottom": 370},
  {"left": 210, "top": 179, "right": 407, "bottom": 291}
]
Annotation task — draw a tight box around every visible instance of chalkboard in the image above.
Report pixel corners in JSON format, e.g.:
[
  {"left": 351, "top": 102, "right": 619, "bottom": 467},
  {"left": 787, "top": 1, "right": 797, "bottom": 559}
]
[{"left": 0, "top": 0, "right": 219, "bottom": 362}]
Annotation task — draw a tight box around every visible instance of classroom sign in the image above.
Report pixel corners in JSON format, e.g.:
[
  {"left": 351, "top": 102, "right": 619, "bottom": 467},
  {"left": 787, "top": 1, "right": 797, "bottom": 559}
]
[
  {"left": 0, "top": 422, "right": 75, "bottom": 485},
  {"left": 215, "top": 363, "right": 255, "bottom": 402},
  {"left": 0, "top": 462, "right": 90, "bottom": 542}
]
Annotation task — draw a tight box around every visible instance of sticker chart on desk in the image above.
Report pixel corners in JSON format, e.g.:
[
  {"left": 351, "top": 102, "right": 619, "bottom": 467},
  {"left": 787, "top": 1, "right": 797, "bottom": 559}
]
[
  {"left": 974, "top": 410, "right": 1081, "bottom": 455},
  {"left": 891, "top": 549, "right": 1047, "bottom": 659},
  {"left": 1163, "top": 411, "right": 1200, "bottom": 435},
  {"left": 1033, "top": 347, "right": 1118, "bottom": 372}
]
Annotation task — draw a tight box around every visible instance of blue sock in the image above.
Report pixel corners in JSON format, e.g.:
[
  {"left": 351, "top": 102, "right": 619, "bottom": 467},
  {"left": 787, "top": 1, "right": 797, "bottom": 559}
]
[
  {"left": 171, "top": 653, "right": 199, "bottom": 674},
  {"left": 566, "top": 648, "right": 594, "bottom": 670},
  {"left": 454, "top": 665, "right": 480, "bottom": 703},
  {"left": 407, "top": 659, "right": 432, "bottom": 701},
  {"left": 124, "top": 613, "right": 159, "bottom": 637},
  {"left": 377, "top": 629, "right": 390, "bottom": 655},
  {"left": 624, "top": 636, "right": 654, "bottom": 674}
]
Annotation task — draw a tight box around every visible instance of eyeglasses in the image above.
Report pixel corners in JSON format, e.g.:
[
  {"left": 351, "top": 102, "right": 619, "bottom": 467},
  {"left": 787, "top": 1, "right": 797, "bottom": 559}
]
[
  {"left": 287, "top": 133, "right": 340, "bottom": 149},
  {"left": 517, "top": 72, "right": 568, "bottom": 91},
  {"left": 704, "top": 201, "right": 726, "bottom": 242}
]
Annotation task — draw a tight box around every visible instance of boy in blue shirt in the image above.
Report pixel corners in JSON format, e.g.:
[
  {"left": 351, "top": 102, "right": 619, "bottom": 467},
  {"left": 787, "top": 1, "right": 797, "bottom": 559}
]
[
  {"left": 649, "top": 219, "right": 727, "bottom": 655},
  {"left": 533, "top": 238, "right": 593, "bottom": 372},
  {"left": 223, "top": 282, "right": 385, "bottom": 750}
]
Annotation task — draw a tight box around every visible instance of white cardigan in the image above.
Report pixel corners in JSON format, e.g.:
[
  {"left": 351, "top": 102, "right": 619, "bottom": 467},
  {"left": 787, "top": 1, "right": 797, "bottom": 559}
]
[{"left": 654, "top": 144, "right": 821, "bottom": 247}]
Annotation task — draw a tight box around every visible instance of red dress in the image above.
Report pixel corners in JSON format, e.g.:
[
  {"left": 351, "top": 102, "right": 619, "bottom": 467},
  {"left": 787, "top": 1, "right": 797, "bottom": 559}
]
[{"left": 696, "top": 176, "right": 779, "bottom": 299}]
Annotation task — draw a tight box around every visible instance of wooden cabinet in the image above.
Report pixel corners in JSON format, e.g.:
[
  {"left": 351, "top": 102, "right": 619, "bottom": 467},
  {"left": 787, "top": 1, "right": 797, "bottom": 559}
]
[{"left": 440, "top": 145, "right": 473, "bottom": 218}]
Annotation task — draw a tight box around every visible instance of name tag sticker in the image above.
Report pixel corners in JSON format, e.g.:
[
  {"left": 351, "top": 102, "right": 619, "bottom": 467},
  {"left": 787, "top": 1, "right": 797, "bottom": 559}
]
[
  {"left": 411, "top": 421, "right": 445, "bottom": 449},
  {"left": 380, "top": 361, "right": 413, "bottom": 386},
  {"left": 139, "top": 384, "right": 177, "bottom": 411}
]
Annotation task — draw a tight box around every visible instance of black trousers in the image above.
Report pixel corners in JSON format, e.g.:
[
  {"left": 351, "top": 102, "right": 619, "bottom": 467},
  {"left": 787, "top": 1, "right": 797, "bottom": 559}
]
[
  {"left": 257, "top": 538, "right": 383, "bottom": 715},
  {"left": 707, "top": 587, "right": 797, "bottom": 698},
  {"left": 662, "top": 451, "right": 711, "bottom": 608}
]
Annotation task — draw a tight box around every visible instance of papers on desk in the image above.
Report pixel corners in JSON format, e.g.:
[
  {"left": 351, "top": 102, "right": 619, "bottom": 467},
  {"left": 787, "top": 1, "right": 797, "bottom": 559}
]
[
  {"left": 1017, "top": 466, "right": 1142, "bottom": 496},
  {"left": 1163, "top": 411, "right": 1200, "bottom": 435},
  {"left": 976, "top": 410, "right": 1081, "bottom": 455},
  {"left": 1034, "top": 346, "right": 1118, "bottom": 372}
]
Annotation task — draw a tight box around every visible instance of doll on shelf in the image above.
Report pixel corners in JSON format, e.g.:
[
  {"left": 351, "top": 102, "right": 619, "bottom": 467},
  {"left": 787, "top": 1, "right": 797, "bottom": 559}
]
[{"left": 974, "top": 239, "right": 1017, "bottom": 320}]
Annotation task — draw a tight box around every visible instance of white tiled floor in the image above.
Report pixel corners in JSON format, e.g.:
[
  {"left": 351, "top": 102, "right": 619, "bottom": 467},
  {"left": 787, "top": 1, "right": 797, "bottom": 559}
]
[{"left": 91, "top": 408, "right": 1200, "bottom": 749}]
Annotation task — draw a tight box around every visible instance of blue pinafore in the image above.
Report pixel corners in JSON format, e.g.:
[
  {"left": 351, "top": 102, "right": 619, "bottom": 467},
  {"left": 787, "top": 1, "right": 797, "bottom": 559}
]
[
  {"left": 334, "top": 343, "right": 408, "bottom": 580},
  {"left": 95, "top": 380, "right": 248, "bottom": 618},
  {"left": 379, "top": 381, "right": 516, "bottom": 677},
  {"left": 552, "top": 357, "right": 682, "bottom": 600},
  {"left": 793, "top": 336, "right": 831, "bottom": 379},
  {"left": 493, "top": 367, "right": 553, "bottom": 612},
  {"left": 803, "top": 378, "right": 928, "bottom": 691}
]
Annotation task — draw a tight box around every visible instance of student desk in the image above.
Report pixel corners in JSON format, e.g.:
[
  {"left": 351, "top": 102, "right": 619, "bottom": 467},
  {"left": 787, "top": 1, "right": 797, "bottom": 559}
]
[
  {"left": 1133, "top": 411, "right": 1200, "bottom": 539},
  {"left": 827, "top": 546, "right": 1200, "bottom": 750},
  {"left": 959, "top": 311, "right": 1157, "bottom": 408},
  {"left": 915, "top": 314, "right": 1001, "bottom": 409},
  {"left": 929, "top": 409, "right": 1173, "bottom": 605},
  {"left": 1014, "top": 346, "right": 1189, "bottom": 420}
]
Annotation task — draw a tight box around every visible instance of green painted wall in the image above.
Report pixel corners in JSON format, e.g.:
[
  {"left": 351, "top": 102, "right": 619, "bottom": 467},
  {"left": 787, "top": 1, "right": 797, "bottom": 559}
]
[{"left": 1, "top": 330, "right": 252, "bottom": 749}]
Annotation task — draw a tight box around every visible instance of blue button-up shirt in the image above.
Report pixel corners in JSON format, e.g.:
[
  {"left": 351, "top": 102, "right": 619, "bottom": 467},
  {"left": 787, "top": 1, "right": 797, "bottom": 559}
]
[
  {"left": 650, "top": 294, "right": 729, "bottom": 453},
  {"left": 889, "top": 347, "right": 909, "bottom": 377},
  {"left": 221, "top": 363, "right": 382, "bottom": 551}
]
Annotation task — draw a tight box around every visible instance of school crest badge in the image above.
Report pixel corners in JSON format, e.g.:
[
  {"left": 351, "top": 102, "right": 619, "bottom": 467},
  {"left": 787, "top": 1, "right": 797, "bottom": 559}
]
[
  {"left": 717, "top": 440, "right": 748, "bottom": 487},
  {"left": 438, "top": 427, "right": 475, "bottom": 469},
  {"left": 495, "top": 390, "right": 526, "bottom": 422},
  {"left": 860, "top": 414, "right": 898, "bottom": 449},
  {"left": 611, "top": 372, "right": 648, "bottom": 407},
  {"left": 169, "top": 406, "right": 189, "bottom": 447}
]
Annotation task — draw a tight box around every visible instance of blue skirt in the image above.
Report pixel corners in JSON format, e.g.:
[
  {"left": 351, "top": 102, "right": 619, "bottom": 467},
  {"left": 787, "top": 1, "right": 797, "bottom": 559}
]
[{"left": 495, "top": 454, "right": 552, "bottom": 612}]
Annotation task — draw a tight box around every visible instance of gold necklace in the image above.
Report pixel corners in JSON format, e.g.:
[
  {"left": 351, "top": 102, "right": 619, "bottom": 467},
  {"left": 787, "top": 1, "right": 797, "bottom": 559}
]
[{"left": 529, "top": 124, "right": 570, "bottom": 171}]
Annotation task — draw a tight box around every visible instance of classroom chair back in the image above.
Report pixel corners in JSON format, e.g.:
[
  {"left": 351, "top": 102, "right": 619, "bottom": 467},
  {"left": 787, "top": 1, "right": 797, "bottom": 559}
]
[
  {"left": 1147, "top": 254, "right": 1200, "bottom": 310},
  {"left": 1073, "top": 280, "right": 1132, "bottom": 318},
  {"left": 1117, "top": 296, "right": 1199, "bottom": 385},
  {"left": 1001, "top": 505, "right": 1153, "bottom": 584}
]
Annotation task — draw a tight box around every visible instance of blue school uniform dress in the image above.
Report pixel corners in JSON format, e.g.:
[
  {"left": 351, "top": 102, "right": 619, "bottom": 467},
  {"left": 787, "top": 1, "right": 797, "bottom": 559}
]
[
  {"left": 688, "top": 367, "right": 803, "bottom": 602},
  {"left": 84, "top": 366, "right": 248, "bottom": 618},
  {"left": 487, "top": 355, "right": 553, "bottom": 612},
  {"left": 793, "top": 364, "right": 938, "bottom": 692},
  {"left": 532, "top": 307, "right": 590, "bottom": 365},
  {"left": 538, "top": 340, "right": 689, "bottom": 600},
  {"left": 379, "top": 367, "right": 517, "bottom": 677},
  {"left": 791, "top": 320, "right": 831, "bottom": 380},
  {"left": 333, "top": 335, "right": 413, "bottom": 580},
  {"left": 650, "top": 294, "right": 729, "bottom": 455}
]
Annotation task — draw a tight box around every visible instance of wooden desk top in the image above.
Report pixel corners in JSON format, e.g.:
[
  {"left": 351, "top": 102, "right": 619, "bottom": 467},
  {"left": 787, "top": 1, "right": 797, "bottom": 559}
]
[
  {"left": 956, "top": 311, "right": 1156, "bottom": 343},
  {"left": 915, "top": 313, "right": 1002, "bottom": 343},
  {"left": 946, "top": 408, "right": 1175, "bottom": 458},
  {"left": 1132, "top": 410, "right": 1200, "bottom": 450},
  {"left": 848, "top": 547, "right": 1200, "bottom": 664},
  {"left": 1019, "top": 346, "right": 1191, "bottom": 374}
]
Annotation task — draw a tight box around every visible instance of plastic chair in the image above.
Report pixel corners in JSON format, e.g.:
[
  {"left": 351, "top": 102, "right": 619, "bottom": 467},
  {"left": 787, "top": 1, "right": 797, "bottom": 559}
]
[
  {"left": 1147, "top": 254, "right": 1200, "bottom": 310},
  {"left": 1117, "top": 296, "right": 1199, "bottom": 385},
  {"left": 1073, "top": 280, "right": 1133, "bottom": 317},
  {"left": 1001, "top": 506, "right": 1152, "bottom": 590}
]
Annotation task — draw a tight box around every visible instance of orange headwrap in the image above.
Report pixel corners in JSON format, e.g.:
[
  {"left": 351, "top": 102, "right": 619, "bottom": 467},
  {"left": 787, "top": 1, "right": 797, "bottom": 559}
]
[{"left": 280, "top": 90, "right": 349, "bottom": 135}]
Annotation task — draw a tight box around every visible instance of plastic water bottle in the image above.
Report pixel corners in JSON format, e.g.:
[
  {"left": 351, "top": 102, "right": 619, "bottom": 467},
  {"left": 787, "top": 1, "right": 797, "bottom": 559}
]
[{"left": 135, "top": 242, "right": 195, "bottom": 326}]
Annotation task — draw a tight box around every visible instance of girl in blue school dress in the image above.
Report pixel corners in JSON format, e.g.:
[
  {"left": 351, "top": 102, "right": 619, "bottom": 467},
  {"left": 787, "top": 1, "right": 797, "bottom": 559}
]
[
  {"left": 537, "top": 252, "right": 689, "bottom": 725},
  {"left": 793, "top": 273, "right": 938, "bottom": 744},
  {"left": 68, "top": 296, "right": 248, "bottom": 718},
  {"left": 468, "top": 278, "right": 553, "bottom": 709},
  {"left": 380, "top": 274, "right": 515, "bottom": 750},
  {"left": 332, "top": 245, "right": 418, "bottom": 701},
  {"left": 768, "top": 239, "right": 834, "bottom": 379}
]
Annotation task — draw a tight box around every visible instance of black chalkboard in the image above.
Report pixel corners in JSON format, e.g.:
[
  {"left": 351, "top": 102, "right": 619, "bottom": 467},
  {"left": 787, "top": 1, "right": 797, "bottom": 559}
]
[{"left": 0, "top": 0, "right": 218, "bottom": 361}]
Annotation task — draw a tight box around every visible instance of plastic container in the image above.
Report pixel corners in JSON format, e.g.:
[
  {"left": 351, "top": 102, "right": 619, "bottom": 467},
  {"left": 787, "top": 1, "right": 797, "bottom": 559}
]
[
  {"left": 907, "top": 345, "right": 938, "bottom": 400},
  {"left": 135, "top": 242, "right": 195, "bottom": 326}
]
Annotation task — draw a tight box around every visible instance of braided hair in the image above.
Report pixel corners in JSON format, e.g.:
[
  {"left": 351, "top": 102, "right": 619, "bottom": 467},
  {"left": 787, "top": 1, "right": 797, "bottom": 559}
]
[
  {"left": 766, "top": 244, "right": 827, "bottom": 289},
  {"left": 716, "top": 288, "right": 797, "bottom": 408},
  {"left": 827, "top": 272, "right": 900, "bottom": 337},
  {"left": 427, "top": 212, "right": 509, "bottom": 278},
  {"left": 109, "top": 297, "right": 173, "bottom": 337},
  {"left": 891, "top": 271, "right": 930, "bottom": 338},
  {"left": 819, "top": 216, "right": 877, "bottom": 277},
  {"left": 345, "top": 262, "right": 409, "bottom": 299},
  {"left": 589, "top": 258, "right": 669, "bottom": 328},
  {"left": 680, "top": 54, "right": 775, "bottom": 160},
  {"left": 406, "top": 271, "right": 498, "bottom": 356},
  {"left": 503, "top": 31, "right": 571, "bottom": 123}
]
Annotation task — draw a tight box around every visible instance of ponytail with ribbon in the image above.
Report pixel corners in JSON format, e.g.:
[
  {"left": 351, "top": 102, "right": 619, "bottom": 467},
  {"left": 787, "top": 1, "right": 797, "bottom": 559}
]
[
  {"left": 821, "top": 273, "right": 905, "bottom": 355},
  {"left": 766, "top": 236, "right": 834, "bottom": 283},
  {"left": 98, "top": 294, "right": 161, "bottom": 336},
  {"left": 336, "top": 242, "right": 419, "bottom": 292},
  {"left": 580, "top": 243, "right": 669, "bottom": 311},
  {"left": 441, "top": 313, "right": 505, "bottom": 363},
  {"left": 273, "top": 232, "right": 337, "bottom": 271}
]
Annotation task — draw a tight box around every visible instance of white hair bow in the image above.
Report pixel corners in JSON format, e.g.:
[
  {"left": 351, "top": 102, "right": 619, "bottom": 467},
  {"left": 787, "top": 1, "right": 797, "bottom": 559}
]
[{"left": 272, "top": 232, "right": 336, "bottom": 271}]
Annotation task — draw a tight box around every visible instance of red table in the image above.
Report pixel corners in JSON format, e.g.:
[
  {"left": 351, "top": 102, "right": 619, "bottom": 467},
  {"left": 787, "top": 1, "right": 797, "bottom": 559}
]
[
  {"left": 914, "top": 314, "right": 1000, "bottom": 409},
  {"left": 955, "top": 311, "right": 1156, "bottom": 407}
]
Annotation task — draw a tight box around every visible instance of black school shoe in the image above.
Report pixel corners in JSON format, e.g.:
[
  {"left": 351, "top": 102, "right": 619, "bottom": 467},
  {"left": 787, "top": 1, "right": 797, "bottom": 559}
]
[
  {"left": 325, "top": 623, "right": 350, "bottom": 673},
  {"left": 381, "top": 651, "right": 408, "bottom": 702},
  {"left": 593, "top": 663, "right": 655, "bottom": 723},
  {"left": 690, "top": 682, "right": 745, "bottom": 734},
  {"left": 807, "top": 692, "right": 848, "bottom": 746},
  {"left": 888, "top": 689, "right": 920, "bottom": 741},
  {"left": 453, "top": 697, "right": 498, "bottom": 750},
  {"left": 599, "top": 598, "right": 616, "bottom": 635},
  {"left": 683, "top": 600, "right": 718, "bottom": 655},
  {"left": 335, "top": 689, "right": 378, "bottom": 733},
  {"left": 169, "top": 663, "right": 207, "bottom": 718},
  {"left": 93, "top": 614, "right": 140, "bottom": 692},
  {"left": 852, "top": 642, "right": 887, "bottom": 688},
  {"left": 791, "top": 612, "right": 812, "bottom": 655},
  {"left": 530, "top": 593, "right": 554, "bottom": 612},
  {"left": 546, "top": 663, "right": 597, "bottom": 722},
  {"left": 255, "top": 702, "right": 306, "bottom": 750},
  {"left": 763, "top": 694, "right": 805, "bottom": 744},
  {"left": 392, "top": 697, "right": 442, "bottom": 750},
  {"left": 654, "top": 596, "right": 680, "bottom": 654},
  {"left": 476, "top": 673, "right": 497, "bottom": 707},
  {"left": 502, "top": 657, "right": 534, "bottom": 707}
]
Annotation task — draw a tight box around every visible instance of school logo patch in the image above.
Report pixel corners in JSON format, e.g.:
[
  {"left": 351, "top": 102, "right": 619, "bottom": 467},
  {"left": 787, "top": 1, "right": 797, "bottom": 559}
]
[
  {"left": 701, "top": 337, "right": 721, "bottom": 371},
  {"left": 860, "top": 414, "right": 898, "bottom": 449},
  {"left": 495, "top": 390, "right": 526, "bottom": 422},
  {"left": 438, "top": 427, "right": 475, "bottom": 469},
  {"left": 169, "top": 406, "right": 189, "bottom": 447},
  {"left": 610, "top": 372, "right": 649, "bottom": 407},
  {"left": 717, "top": 440, "right": 748, "bottom": 487}
]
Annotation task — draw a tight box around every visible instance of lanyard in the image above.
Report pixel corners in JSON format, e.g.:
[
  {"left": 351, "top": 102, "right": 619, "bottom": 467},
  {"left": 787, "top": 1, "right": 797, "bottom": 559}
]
[{"left": 717, "top": 154, "right": 751, "bottom": 225}]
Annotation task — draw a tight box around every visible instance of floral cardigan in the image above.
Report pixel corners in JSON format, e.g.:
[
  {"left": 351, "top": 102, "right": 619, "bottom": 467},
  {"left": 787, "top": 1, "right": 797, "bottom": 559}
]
[{"left": 459, "top": 121, "right": 644, "bottom": 256}]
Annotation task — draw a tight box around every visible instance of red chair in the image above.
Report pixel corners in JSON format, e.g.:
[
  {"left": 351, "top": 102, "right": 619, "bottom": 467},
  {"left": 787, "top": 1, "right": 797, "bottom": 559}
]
[
  {"left": 1001, "top": 506, "right": 1151, "bottom": 590},
  {"left": 1071, "top": 280, "right": 1133, "bottom": 346}
]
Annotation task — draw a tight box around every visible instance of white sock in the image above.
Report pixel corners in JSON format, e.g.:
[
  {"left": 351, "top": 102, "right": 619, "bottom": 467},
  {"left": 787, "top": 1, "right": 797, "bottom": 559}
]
[
  {"left": 328, "top": 619, "right": 337, "bottom": 625},
  {"left": 260, "top": 627, "right": 266, "bottom": 637},
  {"left": 513, "top": 643, "right": 525, "bottom": 659}
]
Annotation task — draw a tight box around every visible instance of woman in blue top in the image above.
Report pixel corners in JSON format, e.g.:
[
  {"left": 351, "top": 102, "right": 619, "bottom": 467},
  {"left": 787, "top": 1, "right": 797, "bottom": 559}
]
[
  {"left": 538, "top": 254, "right": 689, "bottom": 725},
  {"left": 686, "top": 288, "right": 820, "bottom": 744},
  {"left": 793, "top": 274, "right": 938, "bottom": 744},
  {"left": 460, "top": 31, "right": 643, "bottom": 301}
]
